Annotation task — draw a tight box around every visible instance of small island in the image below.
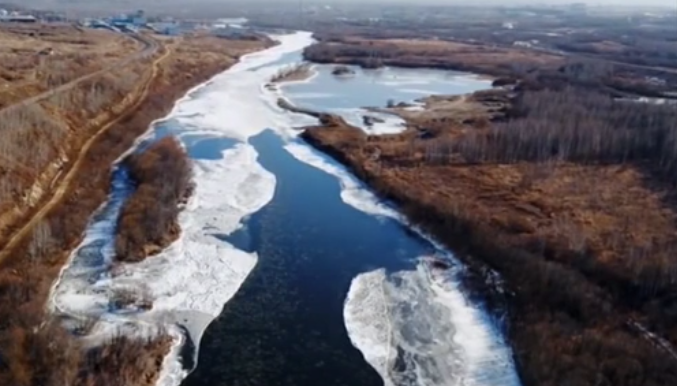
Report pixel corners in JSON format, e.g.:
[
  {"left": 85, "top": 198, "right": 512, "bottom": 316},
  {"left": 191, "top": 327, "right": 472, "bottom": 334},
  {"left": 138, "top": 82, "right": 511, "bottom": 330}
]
[{"left": 269, "top": 63, "right": 314, "bottom": 84}]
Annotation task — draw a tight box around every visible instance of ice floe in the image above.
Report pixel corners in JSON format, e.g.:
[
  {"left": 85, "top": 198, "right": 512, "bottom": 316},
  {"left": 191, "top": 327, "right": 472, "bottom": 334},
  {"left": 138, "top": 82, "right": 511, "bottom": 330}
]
[
  {"left": 47, "top": 31, "right": 314, "bottom": 386},
  {"left": 344, "top": 262, "right": 521, "bottom": 386}
]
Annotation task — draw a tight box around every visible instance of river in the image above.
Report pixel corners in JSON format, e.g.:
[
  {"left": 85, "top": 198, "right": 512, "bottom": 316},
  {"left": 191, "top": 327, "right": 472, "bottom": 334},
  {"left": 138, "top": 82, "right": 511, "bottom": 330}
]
[{"left": 47, "top": 31, "right": 520, "bottom": 386}]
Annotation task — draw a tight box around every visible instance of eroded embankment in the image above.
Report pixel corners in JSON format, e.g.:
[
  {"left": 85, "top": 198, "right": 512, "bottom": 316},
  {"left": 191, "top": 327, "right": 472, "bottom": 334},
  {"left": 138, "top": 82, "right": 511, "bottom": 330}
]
[{"left": 0, "top": 35, "right": 274, "bottom": 386}]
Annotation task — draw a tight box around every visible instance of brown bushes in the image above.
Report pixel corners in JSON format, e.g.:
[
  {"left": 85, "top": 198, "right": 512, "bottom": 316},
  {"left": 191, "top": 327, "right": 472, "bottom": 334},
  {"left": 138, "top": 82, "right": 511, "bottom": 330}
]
[
  {"left": 77, "top": 334, "right": 172, "bottom": 386},
  {"left": 116, "top": 137, "right": 193, "bottom": 263},
  {"left": 0, "top": 36, "right": 269, "bottom": 386},
  {"left": 301, "top": 95, "right": 677, "bottom": 386},
  {"left": 303, "top": 38, "right": 561, "bottom": 77}
]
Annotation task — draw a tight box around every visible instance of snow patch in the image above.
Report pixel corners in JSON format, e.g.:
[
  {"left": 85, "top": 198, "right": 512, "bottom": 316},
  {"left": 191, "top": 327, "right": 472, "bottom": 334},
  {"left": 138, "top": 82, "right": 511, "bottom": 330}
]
[{"left": 336, "top": 108, "right": 408, "bottom": 135}]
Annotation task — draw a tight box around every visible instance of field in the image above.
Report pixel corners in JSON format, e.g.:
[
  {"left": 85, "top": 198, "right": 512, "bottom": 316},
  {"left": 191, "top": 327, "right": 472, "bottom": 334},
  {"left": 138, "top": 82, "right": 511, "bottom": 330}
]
[{"left": 0, "top": 23, "right": 139, "bottom": 108}]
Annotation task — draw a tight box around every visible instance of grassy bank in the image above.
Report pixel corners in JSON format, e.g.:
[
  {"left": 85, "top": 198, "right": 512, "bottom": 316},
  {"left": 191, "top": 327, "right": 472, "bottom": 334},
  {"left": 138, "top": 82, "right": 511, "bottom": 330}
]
[
  {"left": 300, "top": 84, "right": 677, "bottom": 386},
  {"left": 0, "top": 34, "right": 273, "bottom": 386}
]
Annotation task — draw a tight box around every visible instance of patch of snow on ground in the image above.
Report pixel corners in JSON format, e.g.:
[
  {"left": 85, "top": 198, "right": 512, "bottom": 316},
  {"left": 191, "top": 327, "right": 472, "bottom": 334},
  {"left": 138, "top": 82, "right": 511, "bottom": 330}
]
[{"left": 336, "top": 108, "right": 408, "bottom": 135}]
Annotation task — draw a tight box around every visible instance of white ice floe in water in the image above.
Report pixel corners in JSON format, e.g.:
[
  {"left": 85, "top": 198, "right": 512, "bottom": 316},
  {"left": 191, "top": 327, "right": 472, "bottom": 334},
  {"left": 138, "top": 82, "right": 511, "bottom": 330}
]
[
  {"left": 278, "top": 63, "right": 519, "bottom": 386},
  {"left": 345, "top": 262, "right": 521, "bottom": 386},
  {"left": 286, "top": 133, "right": 521, "bottom": 386},
  {"left": 47, "top": 31, "right": 314, "bottom": 386},
  {"left": 377, "top": 72, "right": 491, "bottom": 90},
  {"left": 169, "top": 32, "right": 315, "bottom": 142},
  {"left": 285, "top": 91, "right": 338, "bottom": 100}
]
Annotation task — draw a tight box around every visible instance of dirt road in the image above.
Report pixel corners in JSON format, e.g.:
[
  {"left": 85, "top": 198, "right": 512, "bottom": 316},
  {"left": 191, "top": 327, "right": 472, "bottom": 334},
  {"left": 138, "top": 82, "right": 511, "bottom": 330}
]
[
  {"left": 0, "top": 36, "right": 170, "bottom": 264},
  {"left": 0, "top": 32, "right": 158, "bottom": 115}
]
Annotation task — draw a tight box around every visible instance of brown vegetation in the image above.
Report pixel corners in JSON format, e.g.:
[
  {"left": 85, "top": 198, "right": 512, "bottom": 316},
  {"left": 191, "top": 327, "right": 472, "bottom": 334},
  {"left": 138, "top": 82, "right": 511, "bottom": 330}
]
[
  {"left": 0, "top": 23, "right": 138, "bottom": 108},
  {"left": 0, "top": 33, "right": 273, "bottom": 386},
  {"left": 270, "top": 63, "right": 313, "bottom": 83},
  {"left": 304, "top": 36, "right": 562, "bottom": 77},
  {"left": 0, "top": 59, "right": 150, "bottom": 251},
  {"left": 304, "top": 24, "right": 677, "bottom": 99},
  {"left": 116, "top": 137, "right": 193, "bottom": 263},
  {"left": 301, "top": 81, "right": 677, "bottom": 386}
]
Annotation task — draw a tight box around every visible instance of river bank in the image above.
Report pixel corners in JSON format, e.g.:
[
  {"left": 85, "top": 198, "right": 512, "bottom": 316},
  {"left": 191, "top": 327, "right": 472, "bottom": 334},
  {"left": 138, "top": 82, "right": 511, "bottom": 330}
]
[
  {"left": 0, "top": 34, "right": 275, "bottom": 386},
  {"left": 181, "top": 56, "right": 520, "bottom": 385},
  {"left": 298, "top": 79, "right": 677, "bottom": 386},
  {"left": 48, "top": 31, "right": 316, "bottom": 386}
]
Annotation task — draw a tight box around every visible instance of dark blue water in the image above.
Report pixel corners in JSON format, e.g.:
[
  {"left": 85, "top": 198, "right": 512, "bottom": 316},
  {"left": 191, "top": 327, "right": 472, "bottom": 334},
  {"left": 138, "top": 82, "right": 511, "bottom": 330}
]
[
  {"left": 181, "top": 130, "right": 434, "bottom": 386},
  {"left": 183, "top": 135, "right": 238, "bottom": 160},
  {"left": 136, "top": 119, "right": 238, "bottom": 160}
]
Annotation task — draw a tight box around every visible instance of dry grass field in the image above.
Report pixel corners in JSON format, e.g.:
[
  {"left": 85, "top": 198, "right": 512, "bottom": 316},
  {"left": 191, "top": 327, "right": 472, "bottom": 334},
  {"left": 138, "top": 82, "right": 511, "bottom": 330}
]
[{"left": 0, "top": 23, "right": 139, "bottom": 108}]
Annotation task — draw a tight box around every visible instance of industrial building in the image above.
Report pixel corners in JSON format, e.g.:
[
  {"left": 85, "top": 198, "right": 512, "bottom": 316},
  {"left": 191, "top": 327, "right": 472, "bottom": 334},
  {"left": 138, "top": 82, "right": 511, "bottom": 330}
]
[{"left": 0, "top": 10, "right": 37, "bottom": 23}]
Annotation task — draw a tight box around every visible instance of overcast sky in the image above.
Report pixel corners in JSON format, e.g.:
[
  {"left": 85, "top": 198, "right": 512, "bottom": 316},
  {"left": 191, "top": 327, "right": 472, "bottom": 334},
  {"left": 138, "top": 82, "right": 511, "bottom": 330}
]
[{"left": 329, "top": 0, "right": 675, "bottom": 6}]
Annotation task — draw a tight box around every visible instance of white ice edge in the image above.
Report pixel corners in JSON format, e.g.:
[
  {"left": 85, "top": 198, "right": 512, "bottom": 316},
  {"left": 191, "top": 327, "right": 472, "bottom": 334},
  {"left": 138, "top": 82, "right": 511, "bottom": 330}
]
[
  {"left": 46, "top": 30, "right": 315, "bottom": 386},
  {"left": 47, "top": 26, "right": 518, "bottom": 386},
  {"left": 283, "top": 134, "right": 520, "bottom": 386},
  {"left": 284, "top": 142, "right": 399, "bottom": 219},
  {"left": 278, "top": 77, "right": 520, "bottom": 385}
]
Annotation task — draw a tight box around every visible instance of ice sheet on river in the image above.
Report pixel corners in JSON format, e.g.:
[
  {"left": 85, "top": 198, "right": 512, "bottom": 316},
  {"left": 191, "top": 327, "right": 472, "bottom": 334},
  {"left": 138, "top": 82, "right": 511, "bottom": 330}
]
[
  {"left": 47, "top": 31, "right": 314, "bottom": 386},
  {"left": 47, "top": 28, "right": 519, "bottom": 386},
  {"left": 344, "top": 263, "right": 521, "bottom": 386}
]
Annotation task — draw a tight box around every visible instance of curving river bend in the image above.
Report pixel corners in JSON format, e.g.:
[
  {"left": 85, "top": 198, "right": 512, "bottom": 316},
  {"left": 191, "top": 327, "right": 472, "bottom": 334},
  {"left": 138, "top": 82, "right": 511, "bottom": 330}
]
[{"left": 48, "top": 31, "right": 520, "bottom": 386}]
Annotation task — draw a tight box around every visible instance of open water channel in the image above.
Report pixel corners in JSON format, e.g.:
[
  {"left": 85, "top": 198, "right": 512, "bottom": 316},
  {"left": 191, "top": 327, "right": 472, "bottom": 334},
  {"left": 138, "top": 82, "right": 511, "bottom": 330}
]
[{"left": 48, "top": 32, "right": 520, "bottom": 386}]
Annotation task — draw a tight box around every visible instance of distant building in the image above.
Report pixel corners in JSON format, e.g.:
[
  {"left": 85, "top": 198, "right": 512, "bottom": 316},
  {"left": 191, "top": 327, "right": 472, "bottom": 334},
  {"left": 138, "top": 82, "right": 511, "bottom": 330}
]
[
  {"left": 110, "top": 15, "right": 130, "bottom": 25},
  {"left": 130, "top": 10, "right": 145, "bottom": 26},
  {"left": 150, "top": 22, "right": 180, "bottom": 36},
  {"left": 0, "top": 14, "right": 37, "bottom": 23},
  {"left": 645, "top": 76, "right": 667, "bottom": 86}
]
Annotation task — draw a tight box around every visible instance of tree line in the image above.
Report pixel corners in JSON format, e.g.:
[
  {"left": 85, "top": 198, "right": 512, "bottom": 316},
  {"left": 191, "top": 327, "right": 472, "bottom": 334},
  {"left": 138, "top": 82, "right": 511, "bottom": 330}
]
[{"left": 451, "top": 87, "right": 677, "bottom": 185}]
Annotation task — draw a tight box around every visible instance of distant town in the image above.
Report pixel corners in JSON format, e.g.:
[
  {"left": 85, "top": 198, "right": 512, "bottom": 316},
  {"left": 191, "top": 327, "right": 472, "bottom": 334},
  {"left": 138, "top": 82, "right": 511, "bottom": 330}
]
[{"left": 0, "top": 7, "right": 264, "bottom": 39}]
